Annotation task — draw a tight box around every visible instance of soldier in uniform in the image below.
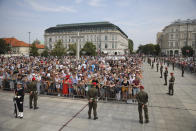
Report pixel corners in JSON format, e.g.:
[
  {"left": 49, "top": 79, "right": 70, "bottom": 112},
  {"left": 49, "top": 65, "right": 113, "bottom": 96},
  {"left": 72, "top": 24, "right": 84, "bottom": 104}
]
[
  {"left": 87, "top": 82, "right": 98, "bottom": 120},
  {"left": 136, "top": 86, "right": 149, "bottom": 124},
  {"left": 28, "top": 77, "right": 39, "bottom": 109},
  {"left": 156, "top": 62, "right": 159, "bottom": 72},
  {"left": 14, "top": 82, "right": 24, "bottom": 118},
  {"left": 160, "top": 64, "right": 163, "bottom": 78},
  {"left": 151, "top": 62, "right": 154, "bottom": 69},
  {"left": 182, "top": 63, "right": 185, "bottom": 77},
  {"left": 164, "top": 67, "right": 168, "bottom": 85},
  {"left": 172, "top": 61, "right": 175, "bottom": 71},
  {"left": 168, "top": 73, "right": 175, "bottom": 95}
]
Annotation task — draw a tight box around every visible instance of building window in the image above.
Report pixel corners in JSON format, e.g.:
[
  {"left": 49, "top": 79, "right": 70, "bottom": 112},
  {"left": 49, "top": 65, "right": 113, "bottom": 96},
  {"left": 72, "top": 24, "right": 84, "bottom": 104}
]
[
  {"left": 115, "top": 42, "right": 117, "bottom": 49},
  {"left": 105, "top": 43, "right": 108, "bottom": 49},
  {"left": 170, "top": 34, "right": 173, "bottom": 39},
  {"left": 105, "top": 35, "right": 107, "bottom": 40},
  {"left": 112, "top": 42, "right": 114, "bottom": 49},
  {"left": 49, "top": 38, "right": 52, "bottom": 42},
  {"left": 176, "top": 34, "right": 178, "bottom": 38}
]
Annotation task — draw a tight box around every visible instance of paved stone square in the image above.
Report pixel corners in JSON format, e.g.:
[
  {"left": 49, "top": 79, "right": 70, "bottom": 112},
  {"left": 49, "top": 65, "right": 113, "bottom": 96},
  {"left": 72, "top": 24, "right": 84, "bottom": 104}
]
[{"left": 0, "top": 63, "right": 196, "bottom": 131}]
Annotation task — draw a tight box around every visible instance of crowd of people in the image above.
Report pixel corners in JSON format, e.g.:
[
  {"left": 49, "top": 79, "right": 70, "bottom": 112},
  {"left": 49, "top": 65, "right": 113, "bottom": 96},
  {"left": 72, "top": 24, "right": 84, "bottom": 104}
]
[{"left": 0, "top": 56, "right": 144, "bottom": 102}]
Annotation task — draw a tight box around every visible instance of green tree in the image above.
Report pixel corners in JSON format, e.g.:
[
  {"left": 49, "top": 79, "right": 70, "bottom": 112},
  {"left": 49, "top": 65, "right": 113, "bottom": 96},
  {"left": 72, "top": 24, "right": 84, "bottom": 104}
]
[
  {"left": 30, "top": 43, "right": 39, "bottom": 56},
  {"left": 51, "top": 40, "right": 66, "bottom": 57},
  {"left": 80, "top": 42, "right": 97, "bottom": 56},
  {"left": 128, "top": 39, "right": 134, "bottom": 54},
  {"left": 41, "top": 46, "right": 49, "bottom": 57},
  {"left": 154, "top": 44, "right": 161, "bottom": 56},
  {"left": 0, "top": 39, "right": 11, "bottom": 54},
  {"left": 67, "top": 43, "right": 76, "bottom": 55},
  {"left": 32, "top": 39, "right": 41, "bottom": 44},
  {"left": 136, "top": 43, "right": 155, "bottom": 55},
  {"left": 181, "top": 46, "right": 194, "bottom": 57}
]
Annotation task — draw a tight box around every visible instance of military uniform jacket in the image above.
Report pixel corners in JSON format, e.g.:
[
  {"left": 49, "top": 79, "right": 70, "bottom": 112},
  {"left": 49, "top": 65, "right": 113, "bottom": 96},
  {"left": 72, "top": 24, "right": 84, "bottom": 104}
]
[
  {"left": 136, "top": 91, "right": 148, "bottom": 105},
  {"left": 169, "top": 76, "right": 175, "bottom": 85},
  {"left": 87, "top": 87, "right": 98, "bottom": 102},
  {"left": 160, "top": 66, "right": 163, "bottom": 72},
  {"left": 28, "top": 81, "right": 37, "bottom": 92},
  {"left": 15, "top": 88, "right": 24, "bottom": 101},
  {"left": 164, "top": 70, "right": 168, "bottom": 76}
]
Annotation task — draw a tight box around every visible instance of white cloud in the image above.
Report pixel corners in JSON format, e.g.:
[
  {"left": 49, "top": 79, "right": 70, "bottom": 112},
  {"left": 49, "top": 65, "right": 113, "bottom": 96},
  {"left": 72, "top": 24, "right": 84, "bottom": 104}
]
[
  {"left": 75, "top": 0, "right": 83, "bottom": 4},
  {"left": 25, "top": 0, "right": 77, "bottom": 13},
  {"left": 88, "top": 0, "right": 105, "bottom": 7}
]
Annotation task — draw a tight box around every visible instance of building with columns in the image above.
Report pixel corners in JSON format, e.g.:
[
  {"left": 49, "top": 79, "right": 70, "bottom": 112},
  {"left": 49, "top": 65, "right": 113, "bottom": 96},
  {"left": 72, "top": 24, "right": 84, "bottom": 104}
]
[
  {"left": 44, "top": 22, "right": 129, "bottom": 55},
  {"left": 157, "top": 19, "right": 196, "bottom": 56}
]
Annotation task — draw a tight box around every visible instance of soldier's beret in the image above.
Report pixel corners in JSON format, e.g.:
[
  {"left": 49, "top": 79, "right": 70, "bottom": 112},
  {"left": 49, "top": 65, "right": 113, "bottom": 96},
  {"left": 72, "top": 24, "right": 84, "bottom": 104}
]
[{"left": 139, "top": 85, "right": 144, "bottom": 89}]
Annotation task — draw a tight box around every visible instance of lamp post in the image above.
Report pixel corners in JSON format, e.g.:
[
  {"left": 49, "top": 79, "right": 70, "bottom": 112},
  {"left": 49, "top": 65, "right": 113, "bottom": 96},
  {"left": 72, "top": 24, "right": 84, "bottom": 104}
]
[{"left": 28, "top": 32, "right": 31, "bottom": 55}]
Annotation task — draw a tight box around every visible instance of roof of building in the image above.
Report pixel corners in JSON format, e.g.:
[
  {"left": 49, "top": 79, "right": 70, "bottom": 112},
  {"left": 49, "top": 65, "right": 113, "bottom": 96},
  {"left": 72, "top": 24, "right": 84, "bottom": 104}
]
[
  {"left": 3, "top": 38, "right": 30, "bottom": 47},
  {"left": 45, "top": 21, "right": 128, "bottom": 38},
  {"left": 3, "top": 38, "right": 44, "bottom": 49},
  {"left": 162, "top": 19, "right": 196, "bottom": 31}
]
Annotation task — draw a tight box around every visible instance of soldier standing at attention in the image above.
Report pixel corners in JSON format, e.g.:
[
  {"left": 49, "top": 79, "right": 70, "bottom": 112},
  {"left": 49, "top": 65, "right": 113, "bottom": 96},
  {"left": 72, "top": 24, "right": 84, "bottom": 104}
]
[
  {"left": 14, "top": 82, "right": 24, "bottom": 118},
  {"left": 136, "top": 85, "right": 149, "bottom": 124},
  {"left": 160, "top": 64, "right": 163, "bottom": 78},
  {"left": 182, "top": 63, "right": 185, "bottom": 77},
  {"left": 29, "top": 77, "right": 39, "bottom": 109},
  {"left": 169, "top": 73, "right": 175, "bottom": 95},
  {"left": 156, "top": 62, "right": 159, "bottom": 72},
  {"left": 151, "top": 61, "right": 154, "bottom": 69},
  {"left": 164, "top": 67, "right": 168, "bottom": 86},
  {"left": 172, "top": 60, "right": 175, "bottom": 71},
  {"left": 87, "top": 82, "right": 98, "bottom": 120}
]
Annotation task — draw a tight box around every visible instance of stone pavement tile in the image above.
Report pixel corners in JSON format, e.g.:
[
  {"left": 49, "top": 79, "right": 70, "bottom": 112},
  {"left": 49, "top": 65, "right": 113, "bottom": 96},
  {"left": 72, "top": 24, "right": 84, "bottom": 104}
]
[
  {"left": 165, "top": 123, "right": 182, "bottom": 131},
  {"left": 0, "top": 118, "right": 24, "bottom": 130},
  {"left": 143, "top": 126, "right": 157, "bottom": 131},
  {"left": 0, "top": 127, "right": 12, "bottom": 131},
  {"left": 36, "top": 124, "right": 61, "bottom": 131},
  {"left": 68, "top": 118, "right": 91, "bottom": 130}
]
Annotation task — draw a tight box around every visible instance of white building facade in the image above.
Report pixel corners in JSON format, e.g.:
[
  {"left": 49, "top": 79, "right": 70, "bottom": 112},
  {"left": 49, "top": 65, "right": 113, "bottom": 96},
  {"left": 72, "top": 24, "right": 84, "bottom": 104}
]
[
  {"left": 157, "top": 19, "right": 196, "bottom": 56},
  {"left": 44, "top": 22, "right": 128, "bottom": 55}
]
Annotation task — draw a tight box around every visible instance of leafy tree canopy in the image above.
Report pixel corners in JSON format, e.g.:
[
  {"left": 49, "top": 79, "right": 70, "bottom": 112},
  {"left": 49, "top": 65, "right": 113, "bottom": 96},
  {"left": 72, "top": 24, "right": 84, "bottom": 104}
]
[
  {"left": 80, "top": 42, "right": 97, "bottom": 56},
  {"left": 128, "top": 39, "right": 134, "bottom": 54},
  {"left": 181, "top": 46, "right": 194, "bottom": 57},
  {"left": 0, "top": 39, "right": 11, "bottom": 54},
  {"left": 51, "top": 40, "right": 66, "bottom": 57},
  {"left": 30, "top": 43, "right": 39, "bottom": 56}
]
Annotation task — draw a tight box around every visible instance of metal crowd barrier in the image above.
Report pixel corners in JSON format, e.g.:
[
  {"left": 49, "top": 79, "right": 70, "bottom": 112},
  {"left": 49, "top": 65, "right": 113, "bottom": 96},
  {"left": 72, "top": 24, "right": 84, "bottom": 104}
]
[{"left": 1, "top": 81, "right": 139, "bottom": 103}]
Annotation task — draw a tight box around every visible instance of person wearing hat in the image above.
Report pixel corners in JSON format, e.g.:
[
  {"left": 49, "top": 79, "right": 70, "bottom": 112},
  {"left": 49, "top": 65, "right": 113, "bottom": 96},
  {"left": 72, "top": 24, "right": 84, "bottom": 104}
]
[
  {"left": 87, "top": 82, "right": 98, "bottom": 120},
  {"left": 164, "top": 67, "right": 168, "bottom": 85},
  {"left": 28, "top": 77, "right": 39, "bottom": 109},
  {"left": 14, "top": 82, "right": 24, "bottom": 118},
  {"left": 136, "top": 85, "right": 149, "bottom": 124},
  {"left": 168, "top": 72, "right": 175, "bottom": 95}
]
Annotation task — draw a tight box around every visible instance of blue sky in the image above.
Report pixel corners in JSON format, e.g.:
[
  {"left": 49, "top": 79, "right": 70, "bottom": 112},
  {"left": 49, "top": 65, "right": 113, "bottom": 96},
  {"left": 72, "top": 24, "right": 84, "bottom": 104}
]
[{"left": 0, "top": 0, "right": 196, "bottom": 50}]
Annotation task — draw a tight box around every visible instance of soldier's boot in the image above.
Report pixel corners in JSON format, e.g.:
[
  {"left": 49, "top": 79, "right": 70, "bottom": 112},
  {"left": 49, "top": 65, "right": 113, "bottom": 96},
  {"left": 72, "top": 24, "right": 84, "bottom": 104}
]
[
  {"left": 18, "top": 112, "right": 21, "bottom": 118},
  {"left": 20, "top": 112, "right": 23, "bottom": 119}
]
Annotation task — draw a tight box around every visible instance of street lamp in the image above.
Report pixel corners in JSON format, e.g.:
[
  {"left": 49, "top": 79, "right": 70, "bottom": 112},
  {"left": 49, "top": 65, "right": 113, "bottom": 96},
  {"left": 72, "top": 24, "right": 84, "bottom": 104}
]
[{"left": 28, "top": 32, "right": 31, "bottom": 55}]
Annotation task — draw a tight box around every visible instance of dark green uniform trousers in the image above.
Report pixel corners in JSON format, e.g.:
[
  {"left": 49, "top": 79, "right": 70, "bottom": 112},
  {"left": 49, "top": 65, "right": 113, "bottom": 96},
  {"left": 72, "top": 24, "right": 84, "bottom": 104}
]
[
  {"left": 169, "top": 84, "right": 174, "bottom": 95},
  {"left": 164, "top": 76, "right": 167, "bottom": 85},
  {"left": 138, "top": 104, "right": 149, "bottom": 122},
  {"left": 29, "top": 92, "right": 38, "bottom": 108},
  {"left": 88, "top": 101, "right": 97, "bottom": 118}
]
